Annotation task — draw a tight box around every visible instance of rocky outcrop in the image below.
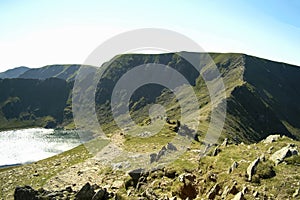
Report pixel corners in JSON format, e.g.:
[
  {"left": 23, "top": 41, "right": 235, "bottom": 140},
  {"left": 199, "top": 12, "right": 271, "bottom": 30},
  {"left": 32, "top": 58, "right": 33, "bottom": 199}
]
[
  {"left": 267, "top": 146, "right": 274, "bottom": 154},
  {"left": 14, "top": 183, "right": 112, "bottom": 200},
  {"left": 14, "top": 186, "right": 39, "bottom": 200},
  {"left": 221, "top": 138, "right": 229, "bottom": 146},
  {"left": 221, "top": 181, "right": 239, "bottom": 199},
  {"left": 232, "top": 191, "right": 244, "bottom": 200},
  {"left": 212, "top": 146, "right": 221, "bottom": 156},
  {"left": 75, "top": 183, "right": 95, "bottom": 200},
  {"left": 207, "top": 183, "right": 220, "bottom": 199},
  {"left": 150, "top": 142, "right": 177, "bottom": 163},
  {"left": 263, "top": 135, "right": 281, "bottom": 143},
  {"left": 269, "top": 144, "right": 298, "bottom": 165},
  {"left": 246, "top": 158, "right": 260, "bottom": 181},
  {"left": 293, "top": 188, "right": 299, "bottom": 198},
  {"left": 228, "top": 161, "right": 239, "bottom": 174}
]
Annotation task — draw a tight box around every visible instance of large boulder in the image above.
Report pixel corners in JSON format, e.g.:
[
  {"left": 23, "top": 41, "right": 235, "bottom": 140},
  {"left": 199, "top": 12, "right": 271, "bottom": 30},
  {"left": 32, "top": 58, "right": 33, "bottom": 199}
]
[
  {"left": 246, "top": 158, "right": 260, "bottom": 181},
  {"left": 269, "top": 144, "right": 298, "bottom": 165},
  {"left": 263, "top": 135, "right": 281, "bottom": 143},
  {"left": 75, "top": 183, "right": 95, "bottom": 200},
  {"left": 14, "top": 186, "right": 39, "bottom": 200}
]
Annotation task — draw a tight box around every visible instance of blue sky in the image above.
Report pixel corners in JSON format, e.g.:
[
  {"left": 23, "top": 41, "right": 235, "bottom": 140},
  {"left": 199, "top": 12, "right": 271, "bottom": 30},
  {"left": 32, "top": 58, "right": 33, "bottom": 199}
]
[{"left": 0, "top": 0, "right": 299, "bottom": 71}]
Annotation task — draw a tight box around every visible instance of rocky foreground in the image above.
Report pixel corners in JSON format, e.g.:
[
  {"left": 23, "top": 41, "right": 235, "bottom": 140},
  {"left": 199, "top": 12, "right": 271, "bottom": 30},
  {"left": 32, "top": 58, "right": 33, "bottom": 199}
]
[{"left": 1, "top": 134, "right": 300, "bottom": 199}]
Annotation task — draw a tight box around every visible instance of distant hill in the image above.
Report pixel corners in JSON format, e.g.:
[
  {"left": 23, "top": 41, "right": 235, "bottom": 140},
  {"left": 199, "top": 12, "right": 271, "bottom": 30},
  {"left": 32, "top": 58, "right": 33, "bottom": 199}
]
[
  {"left": 0, "top": 66, "right": 30, "bottom": 79},
  {"left": 0, "top": 78, "right": 70, "bottom": 130},
  {"left": 19, "top": 64, "right": 82, "bottom": 81},
  {"left": 0, "top": 53, "right": 300, "bottom": 143}
]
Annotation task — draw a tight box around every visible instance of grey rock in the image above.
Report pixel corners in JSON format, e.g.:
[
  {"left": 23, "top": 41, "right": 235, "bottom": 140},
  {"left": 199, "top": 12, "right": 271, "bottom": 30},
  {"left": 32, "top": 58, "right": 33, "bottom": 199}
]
[
  {"left": 150, "top": 153, "right": 157, "bottom": 163},
  {"left": 221, "top": 185, "right": 230, "bottom": 199},
  {"left": 14, "top": 186, "right": 38, "bottom": 200},
  {"left": 65, "top": 186, "right": 73, "bottom": 193},
  {"left": 75, "top": 182, "right": 95, "bottom": 200},
  {"left": 92, "top": 188, "right": 106, "bottom": 200},
  {"left": 166, "top": 143, "right": 177, "bottom": 151},
  {"left": 246, "top": 158, "right": 260, "bottom": 181},
  {"left": 157, "top": 146, "right": 167, "bottom": 160},
  {"left": 232, "top": 191, "right": 244, "bottom": 200},
  {"left": 293, "top": 188, "right": 299, "bottom": 198},
  {"left": 221, "top": 138, "right": 229, "bottom": 146},
  {"left": 269, "top": 145, "right": 298, "bottom": 165},
  {"left": 241, "top": 186, "right": 248, "bottom": 194},
  {"left": 207, "top": 183, "right": 220, "bottom": 199},
  {"left": 128, "top": 168, "right": 144, "bottom": 182},
  {"left": 260, "top": 154, "right": 266, "bottom": 162},
  {"left": 221, "top": 182, "right": 238, "bottom": 199},
  {"left": 212, "top": 146, "right": 221, "bottom": 156},
  {"left": 228, "top": 161, "right": 239, "bottom": 174},
  {"left": 263, "top": 135, "right": 281, "bottom": 143},
  {"left": 253, "top": 191, "right": 259, "bottom": 197},
  {"left": 178, "top": 173, "right": 196, "bottom": 183},
  {"left": 111, "top": 180, "right": 123, "bottom": 189},
  {"left": 267, "top": 146, "right": 274, "bottom": 154}
]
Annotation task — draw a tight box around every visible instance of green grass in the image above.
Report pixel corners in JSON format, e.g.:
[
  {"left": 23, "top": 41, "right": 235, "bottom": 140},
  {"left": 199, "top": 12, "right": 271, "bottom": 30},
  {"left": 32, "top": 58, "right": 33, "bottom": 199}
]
[{"left": 0, "top": 144, "right": 91, "bottom": 199}]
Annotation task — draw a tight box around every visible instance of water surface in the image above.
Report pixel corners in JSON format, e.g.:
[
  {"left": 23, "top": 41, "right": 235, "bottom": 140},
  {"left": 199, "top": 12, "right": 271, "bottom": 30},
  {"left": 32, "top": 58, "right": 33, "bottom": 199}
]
[{"left": 0, "top": 128, "right": 83, "bottom": 167}]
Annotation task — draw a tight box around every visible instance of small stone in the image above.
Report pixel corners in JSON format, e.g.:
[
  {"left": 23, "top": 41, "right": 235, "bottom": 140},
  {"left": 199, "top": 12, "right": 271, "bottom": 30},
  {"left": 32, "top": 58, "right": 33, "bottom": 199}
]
[
  {"left": 111, "top": 180, "right": 123, "bottom": 189},
  {"left": 150, "top": 153, "right": 157, "bottom": 163},
  {"left": 166, "top": 143, "right": 177, "bottom": 151},
  {"left": 212, "top": 146, "right": 221, "bottom": 156},
  {"left": 33, "top": 173, "right": 39, "bottom": 177},
  {"left": 207, "top": 183, "right": 220, "bottom": 199},
  {"left": 127, "top": 189, "right": 132, "bottom": 196},
  {"left": 221, "top": 138, "right": 228, "bottom": 146},
  {"left": 232, "top": 191, "right": 244, "bottom": 200},
  {"left": 92, "top": 188, "right": 106, "bottom": 200},
  {"left": 228, "top": 161, "right": 239, "bottom": 174},
  {"left": 253, "top": 191, "right": 259, "bottom": 197},
  {"left": 293, "top": 188, "right": 299, "bottom": 198},
  {"left": 65, "top": 186, "right": 72, "bottom": 193},
  {"left": 241, "top": 186, "right": 248, "bottom": 194},
  {"left": 260, "top": 154, "right": 266, "bottom": 162},
  {"left": 267, "top": 146, "right": 274, "bottom": 154}
]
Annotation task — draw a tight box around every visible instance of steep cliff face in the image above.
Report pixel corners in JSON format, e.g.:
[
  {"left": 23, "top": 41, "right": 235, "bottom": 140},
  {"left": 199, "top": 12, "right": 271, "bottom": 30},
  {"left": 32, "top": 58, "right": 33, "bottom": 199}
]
[{"left": 224, "top": 56, "right": 300, "bottom": 142}]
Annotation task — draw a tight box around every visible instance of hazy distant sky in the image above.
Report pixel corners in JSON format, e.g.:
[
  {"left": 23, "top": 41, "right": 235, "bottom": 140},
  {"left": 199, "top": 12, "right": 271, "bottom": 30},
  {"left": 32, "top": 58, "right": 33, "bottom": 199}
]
[{"left": 0, "top": 0, "right": 299, "bottom": 71}]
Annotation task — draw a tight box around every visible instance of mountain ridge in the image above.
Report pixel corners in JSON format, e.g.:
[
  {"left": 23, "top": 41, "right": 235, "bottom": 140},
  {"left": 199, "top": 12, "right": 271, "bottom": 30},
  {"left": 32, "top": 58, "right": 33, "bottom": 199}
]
[
  {"left": 0, "top": 66, "right": 30, "bottom": 79},
  {"left": 0, "top": 52, "right": 300, "bottom": 143}
]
